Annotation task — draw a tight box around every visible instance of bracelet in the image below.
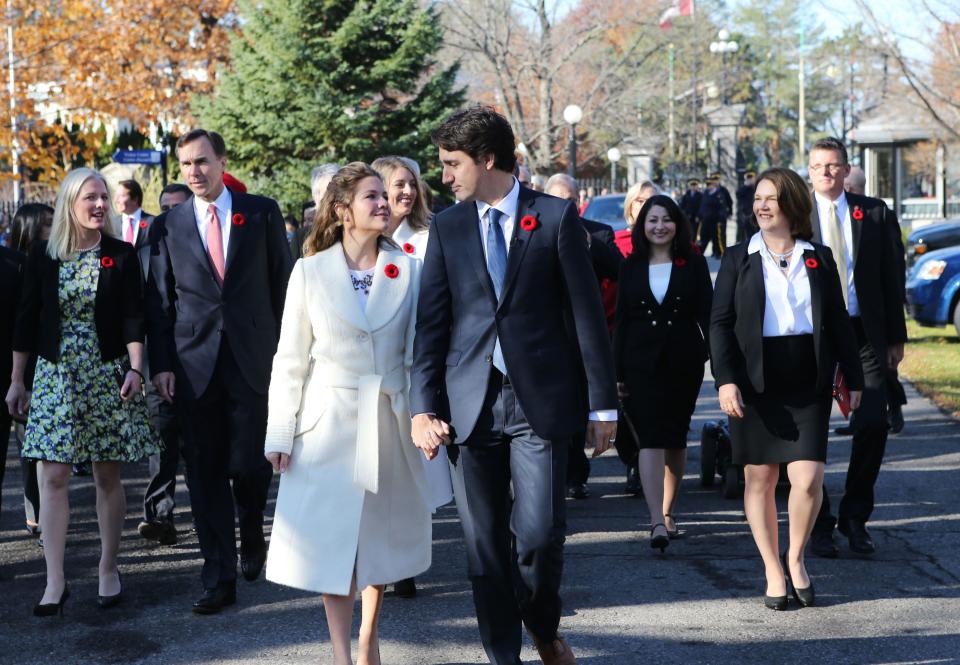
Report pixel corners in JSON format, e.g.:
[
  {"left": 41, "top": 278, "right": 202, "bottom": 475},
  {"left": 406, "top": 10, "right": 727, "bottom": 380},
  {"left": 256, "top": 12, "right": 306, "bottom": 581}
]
[{"left": 128, "top": 368, "right": 146, "bottom": 384}]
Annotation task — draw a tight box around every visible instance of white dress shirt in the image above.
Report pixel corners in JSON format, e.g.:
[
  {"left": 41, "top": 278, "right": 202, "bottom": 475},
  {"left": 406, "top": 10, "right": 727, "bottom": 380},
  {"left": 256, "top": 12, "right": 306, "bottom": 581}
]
[
  {"left": 814, "top": 191, "right": 860, "bottom": 316},
  {"left": 748, "top": 232, "right": 815, "bottom": 337},
  {"left": 649, "top": 262, "right": 672, "bottom": 304},
  {"left": 193, "top": 186, "right": 233, "bottom": 255},
  {"left": 122, "top": 209, "right": 143, "bottom": 245},
  {"left": 476, "top": 179, "right": 615, "bottom": 423}
]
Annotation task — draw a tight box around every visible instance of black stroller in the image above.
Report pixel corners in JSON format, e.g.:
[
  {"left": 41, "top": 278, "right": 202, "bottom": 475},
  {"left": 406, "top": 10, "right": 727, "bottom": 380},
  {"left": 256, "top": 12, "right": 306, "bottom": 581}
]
[{"left": 699, "top": 419, "right": 741, "bottom": 498}]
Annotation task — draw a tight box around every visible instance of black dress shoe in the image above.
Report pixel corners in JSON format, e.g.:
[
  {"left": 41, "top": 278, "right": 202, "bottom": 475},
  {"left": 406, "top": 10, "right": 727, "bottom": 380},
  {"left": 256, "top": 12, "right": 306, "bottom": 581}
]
[
  {"left": 240, "top": 549, "right": 267, "bottom": 582},
  {"left": 889, "top": 403, "right": 904, "bottom": 434},
  {"left": 567, "top": 483, "right": 590, "bottom": 500},
  {"left": 138, "top": 520, "right": 178, "bottom": 545},
  {"left": 810, "top": 529, "right": 839, "bottom": 558},
  {"left": 98, "top": 571, "right": 123, "bottom": 609},
  {"left": 834, "top": 425, "right": 853, "bottom": 436},
  {"left": 625, "top": 466, "right": 641, "bottom": 495},
  {"left": 394, "top": 577, "right": 417, "bottom": 598},
  {"left": 838, "top": 520, "right": 875, "bottom": 555},
  {"left": 192, "top": 583, "right": 236, "bottom": 615}
]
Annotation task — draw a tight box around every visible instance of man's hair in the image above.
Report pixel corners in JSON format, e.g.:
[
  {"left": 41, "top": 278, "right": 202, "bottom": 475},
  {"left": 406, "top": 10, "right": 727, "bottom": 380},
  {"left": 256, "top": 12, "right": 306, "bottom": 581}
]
[
  {"left": 311, "top": 163, "right": 340, "bottom": 201},
  {"left": 431, "top": 106, "right": 517, "bottom": 173},
  {"left": 810, "top": 136, "right": 848, "bottom": 164},
  {"left": 177, "top": 129, "right": 227, "bottom": 158},
  {"left": 117, "top": 179, "right": 143, "bottom": 206},
  {"left": 545, "top": 173, "right": 577, "bottom": 197},
  {"left": 159, "top": 183, "right": 192, "bottom": 204}
]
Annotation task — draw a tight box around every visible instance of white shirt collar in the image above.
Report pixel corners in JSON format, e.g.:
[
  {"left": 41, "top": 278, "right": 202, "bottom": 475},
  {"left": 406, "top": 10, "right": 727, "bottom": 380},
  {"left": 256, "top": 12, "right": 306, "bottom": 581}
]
[
  {"left": 814, "top": 190, "right": 847, "bottom": 216},
  {"left": 193, "top": 185, "right": 233, "bottom": 221},
  {"left": 476, "top": 177, "right": 520, "bottom": 221},
  {"left": 747, "top": 231, "right": 814, "bottom": 255}
]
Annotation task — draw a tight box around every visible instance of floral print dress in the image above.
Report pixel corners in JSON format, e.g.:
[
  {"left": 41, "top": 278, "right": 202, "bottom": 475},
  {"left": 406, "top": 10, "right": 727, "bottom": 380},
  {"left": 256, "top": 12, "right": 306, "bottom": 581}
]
[{"left": 21, "top": 247, "right": 160, "bottom": 463}]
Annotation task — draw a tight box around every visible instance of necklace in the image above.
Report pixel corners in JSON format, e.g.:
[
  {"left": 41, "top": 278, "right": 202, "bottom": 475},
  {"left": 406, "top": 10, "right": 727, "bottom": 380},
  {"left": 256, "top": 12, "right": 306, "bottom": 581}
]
[
  {"left": 761, "top": 236, "right": 795, "bottom": 269},
  {"left": 76, "top": 232, "right": 102, "bottom": 252}
]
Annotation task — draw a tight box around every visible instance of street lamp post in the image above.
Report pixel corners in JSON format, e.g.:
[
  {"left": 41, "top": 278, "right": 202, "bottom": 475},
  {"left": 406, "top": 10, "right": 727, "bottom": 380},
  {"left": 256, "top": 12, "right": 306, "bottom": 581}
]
[
  {"left": 709, "top": 29, "right": 739, "bottom": 105},
  {"left": 563, "top": 104, "right": 582, "bottom": 178},
  {"left": 607, "top": 147, "right": 621, "bottom": 191}
]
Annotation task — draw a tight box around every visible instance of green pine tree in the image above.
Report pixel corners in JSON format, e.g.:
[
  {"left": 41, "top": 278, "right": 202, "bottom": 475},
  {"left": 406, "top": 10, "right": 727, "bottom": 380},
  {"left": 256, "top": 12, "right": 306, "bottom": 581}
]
[{"left": 194, "top": 0, "right": 464, "bottom": 214}]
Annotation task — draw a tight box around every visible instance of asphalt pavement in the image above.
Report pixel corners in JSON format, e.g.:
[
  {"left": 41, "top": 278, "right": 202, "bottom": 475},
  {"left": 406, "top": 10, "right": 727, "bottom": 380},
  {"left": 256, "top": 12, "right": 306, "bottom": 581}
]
[{"left": 1, "top": 375, "right": 958, "bottom": 665}]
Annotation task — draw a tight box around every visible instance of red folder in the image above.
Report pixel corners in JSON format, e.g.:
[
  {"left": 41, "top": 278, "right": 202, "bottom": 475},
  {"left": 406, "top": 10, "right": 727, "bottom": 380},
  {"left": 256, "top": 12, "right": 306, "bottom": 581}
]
[{"left": 833, "top": 364, "right": 851, "bottom": 419}]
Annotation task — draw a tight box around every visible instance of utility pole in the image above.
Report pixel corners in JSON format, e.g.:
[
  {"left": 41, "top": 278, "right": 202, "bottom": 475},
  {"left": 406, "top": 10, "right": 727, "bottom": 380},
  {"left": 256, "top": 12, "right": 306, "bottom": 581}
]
[
  {"left": 668, "top": 43, "right": 675, "bottom": 158},
  {"left": 798, "top": 22, "right": 806, "bottom": 167},
  {"left": 6, "top": 0, "right": 19, "bottom": 206}
]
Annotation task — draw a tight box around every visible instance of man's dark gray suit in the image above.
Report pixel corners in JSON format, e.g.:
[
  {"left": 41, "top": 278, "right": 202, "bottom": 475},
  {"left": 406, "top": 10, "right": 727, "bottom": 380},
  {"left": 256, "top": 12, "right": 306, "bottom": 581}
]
[
  {"left": 146, "top": 192, "right": 292, "bottom": 590},
  {"left": 410, "top": 186, "right": 617, "bottom": 664}
]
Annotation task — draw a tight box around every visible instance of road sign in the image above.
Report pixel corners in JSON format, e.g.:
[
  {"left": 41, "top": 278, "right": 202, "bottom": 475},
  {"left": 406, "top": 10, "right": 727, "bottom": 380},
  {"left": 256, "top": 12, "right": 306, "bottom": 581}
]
[{"left": 112, "top": 149, "right": 163, "bottom": 165}]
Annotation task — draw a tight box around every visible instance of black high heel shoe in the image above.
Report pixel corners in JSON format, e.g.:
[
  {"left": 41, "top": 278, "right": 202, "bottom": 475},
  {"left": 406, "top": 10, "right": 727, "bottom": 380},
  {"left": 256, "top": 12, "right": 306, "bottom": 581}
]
[
  {"left": 33, "top": 584, "right": 70, "bottom": 617},
  {"left": 764, "top": 587, "right": 788, "bottom": 611},
  {"left": 650, "top": 523, "right": 669, "bottom": 553},
  {"left": 782, "top": 551, "right": 815, "bottom": 608},
  {"left": 664, "top": 513, "right": 682, "bottom": 539},
  {"left": 98, "top": 571, "right": 123, "bottom": 609}
]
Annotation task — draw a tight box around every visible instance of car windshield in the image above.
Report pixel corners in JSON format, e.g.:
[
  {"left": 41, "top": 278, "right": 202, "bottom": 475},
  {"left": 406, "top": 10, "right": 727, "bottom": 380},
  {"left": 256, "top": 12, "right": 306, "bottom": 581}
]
[{"left": 583, "top": 196, "right": 627, "bottom": 230}]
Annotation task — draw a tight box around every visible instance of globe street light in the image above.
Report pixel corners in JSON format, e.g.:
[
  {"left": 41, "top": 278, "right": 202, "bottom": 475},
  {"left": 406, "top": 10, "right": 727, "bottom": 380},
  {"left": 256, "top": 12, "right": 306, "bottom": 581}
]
[
  {"left": 607, "top": 147, "right": 622, "bottom": 191},
  {"left": 563, "top": 104, "right": 583, "bottom": 177},
  {"left": 709, "top": 30, "right": 739, "bottom": 104}
]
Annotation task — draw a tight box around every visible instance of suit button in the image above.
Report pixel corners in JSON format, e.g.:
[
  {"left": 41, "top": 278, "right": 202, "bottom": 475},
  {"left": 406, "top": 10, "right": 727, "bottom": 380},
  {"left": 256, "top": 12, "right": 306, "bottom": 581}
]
[
  {"left": 647, "top": 310, "right": 652, "bottom": 315},
  {"left": 484, "top": 355, "right": 492, "bottom": 363},
  {"left": 668, "top": 321, "right": 673, "bottom": 326},
  {"left": 358, "top": 333, "right": 368, "bottom": 341},
  {"left": 652, "top": 320, "right": 658, "bottom": 326}
]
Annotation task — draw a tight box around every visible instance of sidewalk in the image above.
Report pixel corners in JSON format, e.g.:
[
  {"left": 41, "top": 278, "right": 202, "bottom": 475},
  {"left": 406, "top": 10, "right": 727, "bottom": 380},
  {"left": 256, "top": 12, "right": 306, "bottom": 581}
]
[{"left": 0, "top": 376, "right": 958, "bottom": 664}]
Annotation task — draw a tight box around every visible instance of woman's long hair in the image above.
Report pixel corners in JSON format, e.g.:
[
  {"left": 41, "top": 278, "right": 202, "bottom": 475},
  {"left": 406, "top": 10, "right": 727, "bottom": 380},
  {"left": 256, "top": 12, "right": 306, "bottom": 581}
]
[
  {"left": 628, "top": 194, "right": 693, "bottom": 262},
  {"left": 302, "top": 162, "right": 384, "bottom": 257},
  {"left": 371, "top": 155, "right": 431, "bottom": 232},
  {"left": 48, "top": 168, "right": 114, "bottom": 261},
  {"left": 10, "top": 203, "right": 54, "bottom": 254}
]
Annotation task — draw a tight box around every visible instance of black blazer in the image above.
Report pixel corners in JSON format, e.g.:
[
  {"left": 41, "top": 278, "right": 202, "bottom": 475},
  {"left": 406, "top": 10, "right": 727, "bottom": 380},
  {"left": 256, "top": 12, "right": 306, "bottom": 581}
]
[
  {"left": 145, "top": 191, "right": 293, "bottom": 398},
  {"left": 410, "top": 186, "right": 618, "bottom": 443},
  {"left": 614, "top": 252, "right": 713, "bottom": 379},
  {"left": 1, "top": 246, "right": 25, "bottom": 391},
  {"left": 810, "top": 192, "right": 906, "bottom": 360},
  {"left": 583, "top": 217, "right": 623, "bottom": 283},
  {"left": 13, "top": 236, "right": 145, "bottom": 364},
  {"left": 709, "top": 241, "right": 864, "bottom": 394}
]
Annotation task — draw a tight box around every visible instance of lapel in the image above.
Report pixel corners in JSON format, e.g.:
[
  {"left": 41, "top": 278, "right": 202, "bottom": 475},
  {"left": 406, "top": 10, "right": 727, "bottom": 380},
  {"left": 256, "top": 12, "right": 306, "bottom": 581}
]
[
  {"left": 638, "top": 257, "right": 678, "bottom": 307},
  {"left": 172, "top": 197, "right": 219, "bottom": 285},
  {"left": 134, "top": 215, "right": 152, "bottom": 251},
  {"left": 803, "top": 247, "right": 823, "bottom": 362},
  {"left": 314, "top": 243, "right": 371, "bottom": 333},
  {"left": 365, "top": 246, "right": 411, "bottom": 331},
  {"left": 459, "top": 203, "right": 498, "bottom": 308},
  {"left": 845, "top": 192, "right": 864, "bottom": 266},
  {"left": 744, "top": 250, "right": 765, "bottom": 334},
  {"left": 225, "top": 192, "right": 248, "bottom": 276},
  {"left": 498, "top": 187, "right": 537, "bottom": 309},
  {"left": 810, "top": 198, "right": 822, "bottom": 244}
]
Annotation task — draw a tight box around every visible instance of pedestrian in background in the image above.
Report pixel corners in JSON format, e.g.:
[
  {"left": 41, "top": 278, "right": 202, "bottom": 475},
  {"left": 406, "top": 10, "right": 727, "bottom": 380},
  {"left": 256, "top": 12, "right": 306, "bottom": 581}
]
[
  {"left": 736, "top": 171, "right": 757, "bottom": 243},
  {"left": 7, "top": 168, "right": 159, "bottom": 616},
  {"left": 680, "top": 178, "right": 703, "bottom": 243},
  {"left": 710, "top": 167, "right": 863, "bottom": 610},
  {"left": 614, "top": 194, "right": 712, "bottom": 550},
  {"left": 615, "top": 180, "right": 658, "bottom": 257}
]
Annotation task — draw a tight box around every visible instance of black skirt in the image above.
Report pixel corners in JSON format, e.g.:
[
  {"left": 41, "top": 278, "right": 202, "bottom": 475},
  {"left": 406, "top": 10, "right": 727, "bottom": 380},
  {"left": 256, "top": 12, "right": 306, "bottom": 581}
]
[{"left": 730, "top": 334, "right": 831, "bottom": 465}]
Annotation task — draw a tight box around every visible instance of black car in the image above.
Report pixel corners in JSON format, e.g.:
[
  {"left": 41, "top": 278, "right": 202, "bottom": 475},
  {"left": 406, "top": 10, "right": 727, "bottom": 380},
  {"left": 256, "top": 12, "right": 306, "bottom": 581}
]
[{"left": 906, "top": 219, "right": 960, "bottom": 267}]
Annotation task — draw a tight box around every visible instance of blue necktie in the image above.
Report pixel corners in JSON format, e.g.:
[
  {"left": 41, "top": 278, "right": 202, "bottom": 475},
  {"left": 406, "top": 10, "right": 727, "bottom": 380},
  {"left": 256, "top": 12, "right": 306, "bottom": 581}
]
[{"left": 485, "top": 208, "right": 508, "bottom": 374}]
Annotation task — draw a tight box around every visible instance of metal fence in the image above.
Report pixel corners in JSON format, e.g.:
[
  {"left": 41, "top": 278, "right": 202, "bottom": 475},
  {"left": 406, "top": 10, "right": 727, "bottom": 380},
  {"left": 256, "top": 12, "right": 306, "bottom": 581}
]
[{"left": 0, "top": 198, "right": 57, "bottom": 222}]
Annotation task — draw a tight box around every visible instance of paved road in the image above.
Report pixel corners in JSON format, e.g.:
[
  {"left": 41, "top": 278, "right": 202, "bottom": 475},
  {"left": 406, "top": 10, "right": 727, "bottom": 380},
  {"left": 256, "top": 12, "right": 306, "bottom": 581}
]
[{"left": 1, "top": 376, "right": 958, "bottom": 665}]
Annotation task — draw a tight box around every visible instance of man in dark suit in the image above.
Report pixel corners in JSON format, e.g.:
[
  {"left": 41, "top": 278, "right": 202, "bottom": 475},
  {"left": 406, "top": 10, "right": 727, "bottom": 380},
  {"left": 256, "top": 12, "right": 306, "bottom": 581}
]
[
  {"left": 697, "top": 175, "right": 728, "bottom": 257},
  {"left": 680, "top": 178, "right": 702, "bottom": 241},
  {"left": 735, "top": 170, "right": 757, "bottom": 243},
  {"left": 114, "top": 179, "right": 155, "bottom": 250},
  {"left": 0, "top": 243, "right": 25, "bottom": 518},
  {"left": 146, "top": 129, "right": 293, "bottom": 613},
  {"left": 807, "top": 137, "right": 907, "bottom": 558},
  {"left": 410, "top": 107, "right": 618, "bottom": 665},
  {"left": 711, "top": 170, "right": 734, "bottom": 246},
  {"left": 545, "top": 172, "right": 622, "bottom": 501}
]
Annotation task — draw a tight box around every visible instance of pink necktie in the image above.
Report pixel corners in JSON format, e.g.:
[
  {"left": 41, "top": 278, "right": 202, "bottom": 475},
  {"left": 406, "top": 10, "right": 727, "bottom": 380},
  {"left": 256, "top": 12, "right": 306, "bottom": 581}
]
[
  {"left": 206, "top": 204, "right": 225, "bottom": 286},
  {"left": 124, "top": 216, "right": 134, "bottom": 244}
]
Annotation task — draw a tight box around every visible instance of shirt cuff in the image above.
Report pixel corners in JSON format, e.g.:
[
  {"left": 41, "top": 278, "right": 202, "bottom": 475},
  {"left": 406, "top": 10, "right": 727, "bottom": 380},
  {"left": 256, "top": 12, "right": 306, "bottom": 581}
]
[{"left": 588, "top": 409, "right": 618, "bottom": 422}]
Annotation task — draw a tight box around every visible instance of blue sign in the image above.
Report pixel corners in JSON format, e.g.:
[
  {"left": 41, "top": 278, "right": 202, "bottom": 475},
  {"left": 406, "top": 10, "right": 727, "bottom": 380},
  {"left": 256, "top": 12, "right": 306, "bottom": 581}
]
[{"left": 112, "top": 149, "right": 163, "bottom": 165}]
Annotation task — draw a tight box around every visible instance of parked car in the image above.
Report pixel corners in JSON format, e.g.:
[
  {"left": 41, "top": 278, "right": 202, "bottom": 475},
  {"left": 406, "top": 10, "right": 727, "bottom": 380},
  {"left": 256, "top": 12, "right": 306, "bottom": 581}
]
[
  {"left": 905, "top": 245, "right": 960, "bottom": 335},
  {"left": 582, "top": 194, "right": 627, "bottom": 231},
  {"left": 906, "top": 219, "right": 960, "bottom": 267}
]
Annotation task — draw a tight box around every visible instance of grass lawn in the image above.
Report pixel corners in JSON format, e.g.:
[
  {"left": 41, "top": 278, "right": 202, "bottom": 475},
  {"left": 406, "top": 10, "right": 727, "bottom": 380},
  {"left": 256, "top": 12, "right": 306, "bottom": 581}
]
[{"left": 900, "top": 319, "right": 960, "bottom": 418}]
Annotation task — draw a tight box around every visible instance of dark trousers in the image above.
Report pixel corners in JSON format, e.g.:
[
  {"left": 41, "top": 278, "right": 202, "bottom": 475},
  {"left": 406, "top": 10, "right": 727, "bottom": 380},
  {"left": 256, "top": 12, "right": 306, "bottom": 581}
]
[
  {"left": 449, "top": 370, "right": 568, "bottom": 665},
  {"left": 698, "top": 218, "right": 721, "bottom": 257},
  {"left": 143, "top": 390, "right": 183, "bottom": 524},
  {"left": 566, "top": 432, "right": 590, "bottom": 486},
  {"left": 816, "top": 318, "right": 889, "bottom": 532},
  {"left": 178, "top": 341, "right": 273, "bottom": 589},
  {"left": 16, "top": 424, "right": 41, "bottom": 525},
  {"left": 0, "top": 405, "right": 9, "bottom": 517}
]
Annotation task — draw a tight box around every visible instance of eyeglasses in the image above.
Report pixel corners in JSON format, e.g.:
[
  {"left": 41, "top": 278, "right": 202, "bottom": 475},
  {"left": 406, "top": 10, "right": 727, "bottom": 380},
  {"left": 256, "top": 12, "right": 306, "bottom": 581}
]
[{"left": 809, "top": 163, "right": 847, "bottom": 173}]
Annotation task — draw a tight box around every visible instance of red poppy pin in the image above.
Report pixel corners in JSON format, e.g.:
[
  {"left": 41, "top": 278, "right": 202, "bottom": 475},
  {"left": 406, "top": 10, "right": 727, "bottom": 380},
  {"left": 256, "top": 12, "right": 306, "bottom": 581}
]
[
  {"left": 101, "top": 256, "right": 115, "bottom": 268},
  {"left": 139, "top": 220, "right": 148, "bottom": 229},
  {"left": 384, "top": 263, "right": 399, "bottom": 279},
  {"left": 851, "top": 206, "right": 863, "bottom": 221},
  {"left": 519, "top": 215, "right": 538, "bottom": 232},
  {"left": 232, "top": 213, "right": 245, "bottom": 226},
  {"left": 674, "top": 257, "right": 687, "bottom": 267},
  {"left": 402, "top": 242, "right": 415, "bottom": 254},
  {"left": 805, "top": 257, "right": 819, "bottom": 269}
]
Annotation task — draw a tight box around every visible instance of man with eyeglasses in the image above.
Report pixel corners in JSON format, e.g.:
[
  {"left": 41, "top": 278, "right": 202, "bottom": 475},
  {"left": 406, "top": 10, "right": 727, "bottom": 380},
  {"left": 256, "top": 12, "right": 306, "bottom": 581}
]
[{"left": 806, "top": 137, "right": 906, "bottom": 559}]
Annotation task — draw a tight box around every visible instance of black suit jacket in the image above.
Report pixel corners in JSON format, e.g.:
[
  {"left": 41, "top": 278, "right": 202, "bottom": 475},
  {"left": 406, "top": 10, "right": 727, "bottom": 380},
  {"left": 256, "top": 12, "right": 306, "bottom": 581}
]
[
  {"left": 145, "top": 191, "right": 293, "bottom": 398},
  {"left": 410, "top": 186, "right": 618, "bottom": 443},
  {"left": 810, "top": 192, "right": 907, "bottom": 361},
  {"left": 582, "top": 217, "right": 623, "bottom": 283},
  {"left": 13, "top": 236, "right": 145, "bottom": 364},
  {"left": 614, "top": 253, "right": 713, "bottom": 379},
  {"left": 1, "top": 246, "right": 25, "bottom": 392},
  {"left": 709, "top": 242, "right": 864, "bottom": 394}
]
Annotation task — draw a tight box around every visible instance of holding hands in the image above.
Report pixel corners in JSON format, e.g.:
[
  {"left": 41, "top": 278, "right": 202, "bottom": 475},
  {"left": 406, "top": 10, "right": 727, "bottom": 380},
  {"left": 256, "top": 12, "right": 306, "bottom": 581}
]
[{"left": 411, "top": 413, "right": 451, "bottom": 460}]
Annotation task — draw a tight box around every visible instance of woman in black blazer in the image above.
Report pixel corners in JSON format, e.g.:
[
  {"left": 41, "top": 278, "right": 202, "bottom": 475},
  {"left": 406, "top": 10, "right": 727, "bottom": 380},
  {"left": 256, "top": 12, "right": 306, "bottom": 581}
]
[
  {"left": 614, "top": 194, "right": 713, "bottom": 552},
  {"left": 710, "top": 168, "right": 864, "bottom": 610},
  {"left": 5, "top": 168, "right": 159, "bottom": 617}
]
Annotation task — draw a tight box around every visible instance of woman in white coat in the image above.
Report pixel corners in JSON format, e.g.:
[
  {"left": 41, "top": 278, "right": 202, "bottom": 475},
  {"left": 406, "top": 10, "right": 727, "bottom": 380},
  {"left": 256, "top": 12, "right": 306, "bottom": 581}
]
[
  {"left": 264, "top": 162, "right": 431, "bottom": 665},
  {"left": 371, "top": 156, "right": 453, "bottom": 598}
]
